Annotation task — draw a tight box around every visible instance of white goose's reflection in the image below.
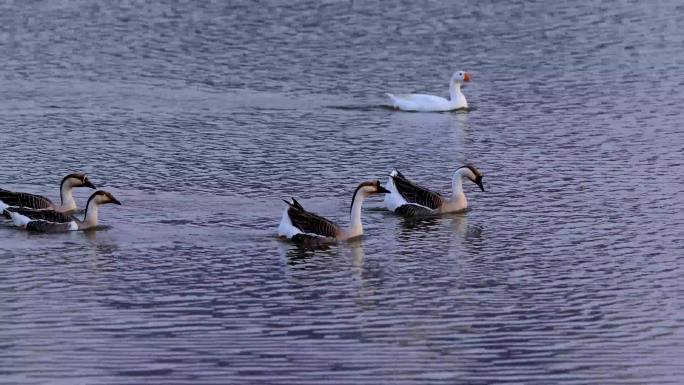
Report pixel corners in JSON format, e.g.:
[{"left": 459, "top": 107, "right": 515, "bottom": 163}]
[
  {"left": 396, "top": 215, "right": 442, "bottom": 241},
  {"left": 447, "top": 212, "right": 470, "bottom": 238},
  {"left": 280, "top": 239, "right": 337, "bottom": 268},
  {"left": 344, "top": 240, "right": 386, "bottom": 306},
  {"left": 278, "top": 238, "right": 371, "bottom": 288},
  {"left": 394, "top": 211, "right": 485, "bottom": 250},
  {"left": 389, "top": 105, "right": 469, "bottom": 134},
  {"left": 83, "top": 228, "right": 99, "bottom": 242},
  {"left": 444, "top": 212, "right": 485, "bottom": 249},
  {"left": 347, "top": 239, "right": 365, "bottom": 280}
]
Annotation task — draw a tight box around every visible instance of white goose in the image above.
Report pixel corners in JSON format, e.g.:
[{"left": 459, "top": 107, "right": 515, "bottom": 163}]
[
  {"left": 386, "top": 70, "right": 471, "bottom": 112},
  {"left": 9, "top": 190, "right": 121, "bottom": 232},
  {"left": 0, "top": 173, "right": 96, "bottom": 215},
  {"left": 278, "top": 180, "right": 389, "bottom": 244},
  {"left": 384, "top": 165, "right": 485, "bottom": 216}
]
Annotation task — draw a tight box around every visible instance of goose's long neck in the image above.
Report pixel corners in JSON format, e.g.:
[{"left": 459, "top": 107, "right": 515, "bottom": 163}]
[
  {"left": 450, "top": 170, "right": 465, "bottom": 201},
  {"left": 449, "top": 81, "right": 462, "bottom": 101},
  {"left": 80, "top": 199, "right": 100, "bottom": 229},
  {"left": 58, "top": 182, "right": 76, "bottom": 211},
  {"left": 347, "top": 191, "right": 368, "bottom": 239}
]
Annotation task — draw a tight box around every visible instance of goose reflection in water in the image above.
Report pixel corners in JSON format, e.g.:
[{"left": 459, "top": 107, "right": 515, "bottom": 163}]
[
  {"left": 444, "top": 213, "right": 484, "bottom": 240},
  {"left": 396, "top": 212, "right": 485, "bottom": 247},
  {"left": 280, "top": 238, "right": 343, "bottom": 268}
]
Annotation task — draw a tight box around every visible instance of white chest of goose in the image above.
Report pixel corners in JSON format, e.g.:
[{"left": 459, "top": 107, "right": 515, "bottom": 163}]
[
  {"left": 384, "top": 165, "right": 485, "bottom": 215},
  {"left": 278, "top": 180, "right": 389, "bottom": 244},
  {"left": 386, "top": 71, "right": 471, "bottom": 112},
  {"left": 0, "top": 173, "right": 95, "bottom": 215},
  {"left": 9, "top": 190, "right": 121, "bottom": 232}
]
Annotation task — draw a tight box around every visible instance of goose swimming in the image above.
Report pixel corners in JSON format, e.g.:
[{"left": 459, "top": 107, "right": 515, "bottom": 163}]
[
  {"left": 384, "top": 165, "right": 484, "bottom": 216},
  {"left": 278, "top": 180, "right": 390, "bottom": 244},
  {"left": 386, "top": 70, "right": 471, "bottom": 112},
  {"left": 9, "top": 190, "right": 121, "bottom": 232},
  {"left": 0, "top": 173, "right": 96, "bottom": 215}
]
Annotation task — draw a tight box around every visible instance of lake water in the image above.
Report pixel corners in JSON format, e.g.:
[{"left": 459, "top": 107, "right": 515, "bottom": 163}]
[{"left": 1, "top": 1, "right": 683, "bottom": 383}]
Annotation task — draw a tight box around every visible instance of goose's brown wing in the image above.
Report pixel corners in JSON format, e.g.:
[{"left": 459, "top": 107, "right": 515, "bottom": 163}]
[
  {"left": 287, "top": 206, "right": 341, "bottom": 238},
  {"left": 394, "top": 204, "right": 436, "bottom": 216},
  {"left": 6, "top": 207, "right": 74, "bottom": 223},
  {"left": 392, "top": 174, "right": 445, "bottom": 210},
  {"left": 25, "top": 220, "right": 74, "bottom": 233},
  {"left": 0, "top": 189, "right": 53, "bottom": 209}
]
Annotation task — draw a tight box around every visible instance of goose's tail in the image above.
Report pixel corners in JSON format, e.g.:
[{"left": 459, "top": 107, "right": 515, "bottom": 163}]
[{"left": 8, "top": 211, "right": 31, "bottom": 228}]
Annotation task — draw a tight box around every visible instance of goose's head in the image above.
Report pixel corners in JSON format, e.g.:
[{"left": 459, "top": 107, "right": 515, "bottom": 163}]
[
  {"left": 350, "top": 180, "right": 390, "bottom": 213},
  {"left": 458, "top": 165, "right": 485, "bottom": 191},
  {"left": 357, "top": 180, "right": 391, "bottom": 196},
  {"left": 61, "top": 173, "right": 96, "bottom": 189},
  {"left": 87, "top": 190, "right": 122, "bottom": 206},
  {"left": 452, "top": 70, "right": 471, "bottom": 84}
]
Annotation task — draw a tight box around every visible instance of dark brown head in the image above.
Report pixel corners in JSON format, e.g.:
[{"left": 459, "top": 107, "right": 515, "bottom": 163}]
[
  {"left": 86, "top": 190, "right": 122, "bottom": 207},
  {"left": 356, "top": 180, "right": 390, "bottom": 195},
  {"left": 459, "top": 165, "right": 485, "bottom": 192},
  {"left": 61, "top": 173, "right": 96, "bottom": 189},
  {"left": 350, "top": 180, "right": 390, "bottom": 213}
]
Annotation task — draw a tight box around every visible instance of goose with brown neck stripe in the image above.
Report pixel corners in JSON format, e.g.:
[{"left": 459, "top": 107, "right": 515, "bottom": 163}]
[
  {"left": 9, "top": 190, "right": 121, "bottom": 232},
  {"left": 0, "top": 173, "right": 96, "bottom": 216},
  {"left": 278, "top": 180, "right": 390, "bottom": 244},
  {"left": 384, "top": 165, "right": 485, "bottom": 216}
]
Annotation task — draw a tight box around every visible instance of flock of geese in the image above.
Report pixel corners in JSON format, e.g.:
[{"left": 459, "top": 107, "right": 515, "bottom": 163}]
[
  {"left": 279, "top": 69, "right": 482, "bottom": 246},
  {"left": 0, "top": 173, "right": 121, "bottom": 232},
  {"left": 1, "top": 71, "right": 478, "bottom": 240},
  {"left": 278, "top": 165, "right": 484, "bottom": 245}
]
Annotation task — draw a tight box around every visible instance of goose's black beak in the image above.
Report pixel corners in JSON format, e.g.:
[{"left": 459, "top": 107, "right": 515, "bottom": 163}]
[
  {"left": 110, "top": 197, "right": 122, "bottom": 205},
  {"left": 474, "top": 177, "right": 485, "bottom": 192},
  {"left": 84, "top": 180, "right": 96, "bottom": 189},
  {"left": 377, "top": 185, "right": 391, "bottom": 194}
]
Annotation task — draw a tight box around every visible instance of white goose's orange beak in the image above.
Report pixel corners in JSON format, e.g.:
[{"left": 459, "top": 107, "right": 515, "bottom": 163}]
[{"left": 463, "top": 72, "right": 471, "bottom": 82}]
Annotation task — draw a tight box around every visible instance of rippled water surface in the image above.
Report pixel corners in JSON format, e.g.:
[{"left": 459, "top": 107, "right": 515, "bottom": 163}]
[{"left": 1, "top": 1, "right": 684, "bottom": 383}]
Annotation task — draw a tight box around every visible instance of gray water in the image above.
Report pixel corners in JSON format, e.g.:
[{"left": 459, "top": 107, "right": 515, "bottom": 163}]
[{"left": 1, "top": 1, "right": 683, "bottom": 384}]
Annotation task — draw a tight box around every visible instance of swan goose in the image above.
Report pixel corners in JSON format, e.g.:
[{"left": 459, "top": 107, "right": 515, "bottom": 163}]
[
  {"left": 386, "top": 70, "right": 471, "bottom": 112},
  {"left": 384, "top": 165, "right": 484, "bottom": 216},
  {"left": 278, "top": 180, "right": 389, "bottom": 244},
  {"left": 9, "top": 190, "right": 121, "bottom": 232},
  {"left": 0, "top": 173, "right": 96, "bottom": 215}
]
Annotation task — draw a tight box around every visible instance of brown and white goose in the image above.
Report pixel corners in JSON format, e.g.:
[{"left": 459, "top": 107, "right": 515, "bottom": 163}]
[
  {"left": 384, "top": 165, "right": 485, "bottom": 216},
  {"left": 278, "top": 180, "right": 390, "bottom": 243},
  {"left": 0, "top": 173, "right": 95, "bottom": 215},
  {"left": 9, "top": 190, "right": 121, "bottom": 232}
]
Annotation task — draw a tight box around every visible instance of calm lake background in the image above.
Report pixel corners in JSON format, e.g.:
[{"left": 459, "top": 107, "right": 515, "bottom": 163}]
[{"left": 1, "top": 0, "right": 683, "bottom": 383}]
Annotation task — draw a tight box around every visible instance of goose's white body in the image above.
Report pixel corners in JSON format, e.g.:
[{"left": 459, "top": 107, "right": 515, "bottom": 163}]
[
  {"left": 10, "top": 211, "right": 78, "bottom": 231},
  {"left": 383, "top": 171, "right": 410, "bottom": 211},
  {"left": 386, "top": 92, "right": 466, "bottom": 112},
  {"left": 278, "top": 203, "right": 311, "bottom": 239},
  {"left": 387, "top": 71, "right": 470, "bottom": 112}
]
